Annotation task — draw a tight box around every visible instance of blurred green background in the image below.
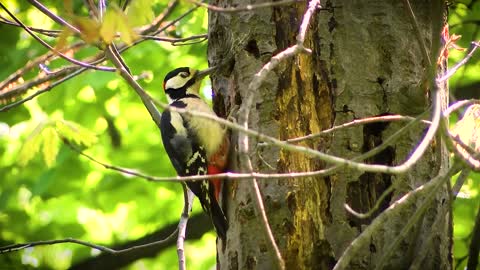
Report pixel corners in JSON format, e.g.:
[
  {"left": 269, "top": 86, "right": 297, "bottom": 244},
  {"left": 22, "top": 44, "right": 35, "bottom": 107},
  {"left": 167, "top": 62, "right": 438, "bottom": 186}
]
[
  {"left": 0, "top": 1, "right": 216, "bottom": 269},
  {"left": 0, "top": 1, "right": 479, "bottom": 269}
]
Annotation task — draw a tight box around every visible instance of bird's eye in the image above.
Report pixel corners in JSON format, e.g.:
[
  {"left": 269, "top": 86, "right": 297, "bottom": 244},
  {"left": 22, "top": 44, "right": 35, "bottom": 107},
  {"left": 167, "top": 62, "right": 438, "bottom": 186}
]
[{"left": 179, "top": 72, "right": 189, "bottom": 78}]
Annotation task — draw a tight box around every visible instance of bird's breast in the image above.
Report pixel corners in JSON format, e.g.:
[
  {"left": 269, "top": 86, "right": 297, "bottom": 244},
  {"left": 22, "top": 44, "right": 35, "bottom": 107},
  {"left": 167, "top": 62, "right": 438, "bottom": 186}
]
[{"left": 183, "top": 98, "right": 225, "bottom": 157}]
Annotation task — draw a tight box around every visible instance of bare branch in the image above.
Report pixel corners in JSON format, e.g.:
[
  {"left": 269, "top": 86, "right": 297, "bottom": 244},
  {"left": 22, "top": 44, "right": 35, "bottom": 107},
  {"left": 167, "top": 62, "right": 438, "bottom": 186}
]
[
  {"left": 98, "top": 0, "right": 106, "bottom": 20},
  {"left": 177, "top": 185, "right": 194, "bottom": 270},
  {"left": 140, "top": 34, "right": 207, "bottom": 46},
  {"left": 188, "top": 0, "right": 303, "bottom": 13},
  {"left": 444, "top": 99, "right": 480, "bottom": 116},
  {"left": 138, "top": 0, "right": 179, "bottom": 34},
  {"left": 0, "top": 68, "right": 87, "bottom": 112},
  {"left": 0, "top": 2, "right": 197, "bottom": 109},
  {"left": 437, "top": 41, "right": 480, "bottom": 83},
  {"left": 443, "top": 104, "right": 480, "bottom": 170},
  {"left": 0, "top": 3, "right": 115, "bottom": 72},
  {"left": 0, "top": 15, "right": 61, "bottom": 37},
  {"left": 344, "top": 184, "right": 395, "bottom": 219},
  {"left": 64, "top": 108, "right": 429, "bottom": 183},
  {"left": 0, "top": 41, "right": 84, "bottom": 93},
  {"left": 286, "top": 114, "right": 431, "bottom": 143},
  {"left": 0, "top": 231, "right": 178, "bottom": 255},
  {"left": 334, "top": 164, "right": 460, "bottom": 270},
  {"left": 151, "top": 5, "right": 200, "bottom": 36},
  {"left": 452, "top": 169, "right": 471, "bottom": 199},
  {"left": 235, "top": 1, "right": 320, "bottom": 269},
  {"left": 0, "top": 65, "right": 78, "bottom": 100},
  {"left": 408, "top": 188, "right": 452, "bottom": 270},
  {"left": 238, "top": 90, "right": 285, "bottom": 269},
  {"left": 27, "top": 0, "right": 81, "bottom": 34},
  {"left": 250, "top": 176, "right": 286, "bottom": 270},
  {"left": 402, "top": 0, "right": 431, "bottom": 66},
  {"left": 373, "top": 164, "right": 456, "bottom": 270},
  {"left": 168, "top": 95, "right": 438, "bottom": 175},
  {"left": 450, "top": 134, "right": 480, "bottom": 170},
  {"left": 296, "top": 0, "right": 318, "bottom": 43},
  {"left": 84, "top": 0, "right": 99, "bottom": 18},
  {"left": 105, "top": 45, "right": 162, "bottom": 128},
  {"left": 467, "top": 203, "right": 480, "bottom": 270}
]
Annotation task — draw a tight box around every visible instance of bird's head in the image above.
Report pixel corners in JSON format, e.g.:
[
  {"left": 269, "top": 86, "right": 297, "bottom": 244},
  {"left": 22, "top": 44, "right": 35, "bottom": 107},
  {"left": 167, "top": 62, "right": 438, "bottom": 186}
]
[{"left": 163, "top": 67, "right": 214, "bottom": 102}]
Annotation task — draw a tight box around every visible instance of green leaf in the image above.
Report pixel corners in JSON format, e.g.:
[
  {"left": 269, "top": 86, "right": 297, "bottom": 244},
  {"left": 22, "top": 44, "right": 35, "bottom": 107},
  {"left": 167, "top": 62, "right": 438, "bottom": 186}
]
[
  {"left": 100, "top": 9, "right": 117, "bottom": 44},
  {"left": 56, "top": 120, "right": 98, "bottom": 147},
  {"left": 18, "top": 123, "right": 46, "bottom": 166},
  {"left": 127, "top": 0, "right": 154, "bottom": 27},
  {"left": 54, "top": 27, "right": 74, "bottom": 51},
  {"left": 72, "top": 16, "right": 102, "bottom": 44},
  {"left": 100, "top": 6, "right": 138, "bottom": 45},
  {"left": 42, "top": 126, "right": 60, "bottom": 167}
]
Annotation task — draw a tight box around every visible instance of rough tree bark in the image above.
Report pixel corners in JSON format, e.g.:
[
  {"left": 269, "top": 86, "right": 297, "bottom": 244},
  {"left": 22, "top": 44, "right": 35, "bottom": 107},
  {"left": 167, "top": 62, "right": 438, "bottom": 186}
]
[{"left": 208, "top": 1, "right": 450, "bottom": 269}]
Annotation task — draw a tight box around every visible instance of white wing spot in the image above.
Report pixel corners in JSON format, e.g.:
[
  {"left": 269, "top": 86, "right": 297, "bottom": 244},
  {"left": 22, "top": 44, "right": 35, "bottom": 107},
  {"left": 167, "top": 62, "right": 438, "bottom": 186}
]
[{"left": 187, "top": 151, "right": 206, "bottom": 167}]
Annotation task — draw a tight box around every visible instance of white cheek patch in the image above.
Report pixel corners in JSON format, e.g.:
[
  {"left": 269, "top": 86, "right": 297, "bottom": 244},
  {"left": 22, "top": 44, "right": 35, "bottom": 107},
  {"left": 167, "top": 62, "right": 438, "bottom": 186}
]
[{"left": 165, "top": 76, "right": 190, "bottom": 90}]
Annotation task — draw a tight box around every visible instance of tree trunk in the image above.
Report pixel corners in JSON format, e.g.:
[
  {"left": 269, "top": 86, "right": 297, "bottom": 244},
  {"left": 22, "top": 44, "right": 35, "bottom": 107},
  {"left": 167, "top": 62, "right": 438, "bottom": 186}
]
[{"left": 208, "top": 1, "right": 450, "bottom": 269}]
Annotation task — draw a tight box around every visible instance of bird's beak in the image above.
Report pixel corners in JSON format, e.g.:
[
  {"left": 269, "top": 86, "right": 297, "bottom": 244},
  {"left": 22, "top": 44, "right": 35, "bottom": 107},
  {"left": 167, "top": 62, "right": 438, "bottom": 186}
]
[{"left": 195, "top": 66, "right": 216, "bottom": 80}]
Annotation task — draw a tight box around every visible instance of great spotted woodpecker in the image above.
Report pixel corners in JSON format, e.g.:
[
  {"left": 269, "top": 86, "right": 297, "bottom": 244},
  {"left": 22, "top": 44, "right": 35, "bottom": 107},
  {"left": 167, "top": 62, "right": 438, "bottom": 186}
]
[{"left": 160, "top": 67, "right": 229, "bottom": 240}]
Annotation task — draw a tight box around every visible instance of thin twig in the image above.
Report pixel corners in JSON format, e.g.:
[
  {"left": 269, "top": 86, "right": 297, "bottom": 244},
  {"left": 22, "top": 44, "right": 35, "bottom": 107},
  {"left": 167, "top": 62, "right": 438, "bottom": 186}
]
[
  {"left": 0, "top": 4, "right": 193, "bottom": 109},
  {"left": 251, "top": 176, "right": 285, "bottom": 269},
  {"left": 84, "top": 0, "right": 99, "bottom": 18},
  {"left": 407, "top": 190, "right": 451, "bottom": 270},
  {"left": 451, "top": 134, "right": 480, "bottom": 170},
  {"left": 105, "top": 45, "right": 162, "bottom": 128},
  {"left": 122, "top": 0, "right": 131, "bottom": 11},
  {"left": 235, "top": 1, "right": 320, "bottom": 269},
  {"left": 442, "top": 114, "right": 480, "bottom": 171},
  {"left": 138, "top": 0, "right": 179, "bottom": 34},
  {"left": 373, "top": 166, "right": 457, "bottom": 270},
  {"left": 333, "top": 164, "right": 460, "bottom": 270},
  {"left": 296, "top": 0, "right": 318, "bottom": 43},
  {"left": 452, "top": 169, "right": 471, "bottom": 199},
  {"left": 0, "top": 15, "right": 61, "bottom": 37},
  {"left": 402, "top": 0, "right": 431, "bottom": 66},
  {"left": 27, "top": 0, "right": 81, "bottom": 34},
  {"left": 444, "top": 99, "right": 480, "bottom": 116},
  {"left": 155, "top": 92, "right": 439, "bottom": 175},
  {"left": 63, "top": 108, "right": 427, "bottom": 183},
  {"left": 0, "top": 68, "right": 87, "bottom": 112},
  {"left": 140, "top": 34, "right": 207, "bottom": 45},
  {"left": 188, "top": 0, "right": 303, "bottom": 13},
  {"left": 109, "top": 26, "right": 435, "bottom": 178},
  {"left": 286, "top": 114, "right": 430, "bottom": 143},
  {"left": 0, "top": 65, "right": 76, "bottom": 101},
  {"left": 344, "top": 184, "right": 395, "bottom": 219},
  {"left": 0, "top": 52, "right": 109, "bottom": 111},
  {"left": 0, "top": 1, "right": 203, "bottom": 110},
  {"left": 177, "top": 184, "right": 194, "bottom": 270},
  {"left": 436, "top": 41, "right": 480, "bottom": 83},
  {"left": 151, "top": 5, "right": 200, "bottom": 36},
  {"left": 98, "top": 0, "right": 106, "bottom": 20},
  {"left": 0, "top": 3, "right": 115, "bottom": 72},
  {"left": 238, "top": 85, "right": 285, "bottom": 269},
  {"left": 0, "top": 231, "right": 178, "bottom": 254}
]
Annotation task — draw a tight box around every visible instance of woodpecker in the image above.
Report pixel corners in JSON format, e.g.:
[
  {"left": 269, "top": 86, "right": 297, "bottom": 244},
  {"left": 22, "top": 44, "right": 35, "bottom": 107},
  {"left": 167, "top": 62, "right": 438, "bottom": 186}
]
[{"left": 160, "top": 67, "right": 229, "bottom": 240}]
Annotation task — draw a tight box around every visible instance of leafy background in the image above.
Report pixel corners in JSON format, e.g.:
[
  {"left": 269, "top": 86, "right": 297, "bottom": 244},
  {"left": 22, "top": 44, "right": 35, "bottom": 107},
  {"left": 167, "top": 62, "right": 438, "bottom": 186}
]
[
  {"left": 0, "top": 1, "right": 479, "bottom": 269},
  {"left": 0, "top": 1, "right": 214, "bottom": 269},
  {"left": 449, "top": 2, "right": 480, "bottom": 269}
]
